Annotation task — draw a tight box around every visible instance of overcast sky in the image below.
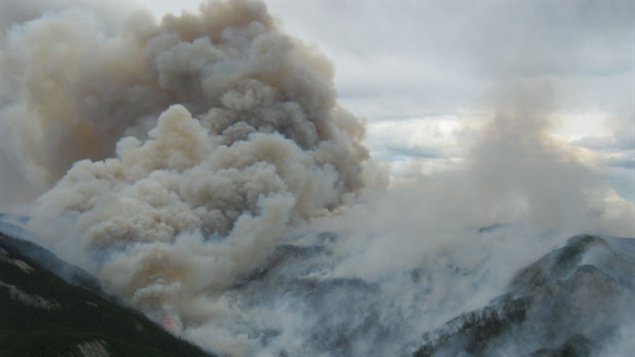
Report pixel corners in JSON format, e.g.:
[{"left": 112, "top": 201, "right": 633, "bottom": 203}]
[
  {"left": 2, "top": 0, "right": 634, "bottom": 202},
  {"left": 247, "top": 1, "right": 634, "bottom": 201}
]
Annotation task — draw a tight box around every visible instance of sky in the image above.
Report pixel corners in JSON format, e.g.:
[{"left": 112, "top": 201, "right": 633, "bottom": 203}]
[
  {"left": 1, "top": 0, "right": 633, "bottom": 203},
  {"left": 143, "top": 0, "right": 635, "bottom": 199}
]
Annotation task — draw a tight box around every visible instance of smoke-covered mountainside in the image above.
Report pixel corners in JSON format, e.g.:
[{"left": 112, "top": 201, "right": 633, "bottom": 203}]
[
  {"left": 413, "top": 235, "right": 635, "bottom": 356},
  {"left": 0, "top": 214, "right": 101, "bottom": 292},
  {"left": 0, "top": 229, "right": 211, "bottom": 357},
  {"left": 3, "top": 219, "right": 633, "bottom": 356}
]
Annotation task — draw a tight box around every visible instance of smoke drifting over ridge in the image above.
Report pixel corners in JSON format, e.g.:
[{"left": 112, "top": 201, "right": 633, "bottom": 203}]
[
  {"left": 1, "top": 1, "right": 634, "bottom": 356},
  {"left": 466, "top": 82, "right": 634, "bottom": 233}
]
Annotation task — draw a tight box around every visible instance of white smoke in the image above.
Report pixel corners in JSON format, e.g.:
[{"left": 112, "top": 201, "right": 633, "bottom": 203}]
[{"left": 0, "top": 1, "right": 633, "bottom": 356}]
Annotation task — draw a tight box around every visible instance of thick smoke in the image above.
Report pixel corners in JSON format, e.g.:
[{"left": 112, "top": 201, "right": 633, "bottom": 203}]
[
  {"left": 0, "top": 0, "right": 366, "bottom": 209},
  {"left": 1, "top": 1, "right": 633, "bottom": 356},
  {"left": 3, "top": 0, "right": 367, "bottom": 350}
]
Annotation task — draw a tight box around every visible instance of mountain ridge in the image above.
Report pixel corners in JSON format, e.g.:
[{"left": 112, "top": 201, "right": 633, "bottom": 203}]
[
  {"left": 2, "top": 216, "right": 633, "bottom": 356},
  {"left": 412, "top": 234, "right": 635, "bottom": 356},
  {"left": 0, "top": 230, "right": 213, "bottom": 357}
]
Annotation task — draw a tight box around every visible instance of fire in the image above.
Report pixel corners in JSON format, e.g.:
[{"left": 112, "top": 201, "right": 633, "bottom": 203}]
[{"left": 163, "top": 317, "right": 175, "bottom": 333}]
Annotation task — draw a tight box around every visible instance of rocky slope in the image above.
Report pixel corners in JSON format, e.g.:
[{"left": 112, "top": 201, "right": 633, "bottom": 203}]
[
  {"left": 0, "top": 230, "right": 211, "bottom": 357},
  {"left": 412, "top": 235, "right": 635, "bottom": 356},
  {"left": 2, "top": 213, "right": 633, "bottom": 356}
]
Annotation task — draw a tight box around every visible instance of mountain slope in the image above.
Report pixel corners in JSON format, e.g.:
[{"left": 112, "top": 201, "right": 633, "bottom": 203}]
[
  {"left": 413, "top": 235, "right": 635, "bottom": 356},
  {"left": 2, "top": 213, "right": 633, "bottom": 357},
  {"left": 0, "top": 232, "right": 212, "bottom": 357}
]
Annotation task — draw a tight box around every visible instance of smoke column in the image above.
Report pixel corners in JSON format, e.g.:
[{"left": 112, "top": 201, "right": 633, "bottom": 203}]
[{"left": 1, "top": 1, "right": 633, "bottom": 356}]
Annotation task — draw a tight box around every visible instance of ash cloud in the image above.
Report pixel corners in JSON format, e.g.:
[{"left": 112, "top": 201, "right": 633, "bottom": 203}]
[
  {"left": 2, "top": 1, "right": 368, "bottom": 350},
  {"left": 0, "top": 1, "right": 633, "bottom": 356},
  {"left": 0, "top": 0, "right": 366, "bottom": 210}
]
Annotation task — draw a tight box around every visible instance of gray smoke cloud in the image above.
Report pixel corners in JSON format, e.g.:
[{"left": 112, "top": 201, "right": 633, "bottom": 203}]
[
  {"left": 1, "top": 0, "right": 366, "bottom": 210},
  {"left": 2, "top": 0, "right": 367, "bottom": 349},
  {"left": 0, "top": 1, "right": 633, "bottom": 356}
]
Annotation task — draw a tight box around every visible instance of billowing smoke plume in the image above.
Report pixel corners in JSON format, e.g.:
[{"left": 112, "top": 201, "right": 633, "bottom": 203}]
[
  {"left": 2, "top": 0, "right": 368, "bottom": 349},
  {"left": 1, "top": 1, "right": 633, "bottom": 356},
  {"left": 1, "top": 1, "right": 366, "bottom": 209}
]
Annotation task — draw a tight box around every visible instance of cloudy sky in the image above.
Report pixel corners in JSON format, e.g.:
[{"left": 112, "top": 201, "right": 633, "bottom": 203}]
[
  {"left": 141, "top": 0, "right": 634, "bottom": 200},
  {"left": 1, "top": 0, "right": 633, "bottom": 203}
]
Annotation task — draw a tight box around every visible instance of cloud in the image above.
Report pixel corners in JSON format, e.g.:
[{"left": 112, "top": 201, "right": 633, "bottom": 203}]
[
  {"left": 574, "top": 133, "right": 635, "bottom": 152},
  {"left": 606, "top": 158, "right": 635, "bottom": 170},
  {"left": 267, "top": 1, "right": 633, "bottom": 209}
]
